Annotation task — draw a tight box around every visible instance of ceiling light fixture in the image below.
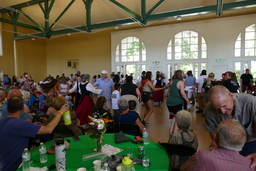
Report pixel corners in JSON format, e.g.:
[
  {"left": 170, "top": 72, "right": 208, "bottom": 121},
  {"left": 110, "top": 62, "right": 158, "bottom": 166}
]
[{"left": 176, "top": 16, "right": 182, "bottom": 20}]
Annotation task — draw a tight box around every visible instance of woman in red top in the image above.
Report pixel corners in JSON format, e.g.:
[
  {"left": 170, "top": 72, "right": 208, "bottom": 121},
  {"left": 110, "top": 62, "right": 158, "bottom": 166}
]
[{"left": 140, "top": 71, "right": 166, "bottom": 125}]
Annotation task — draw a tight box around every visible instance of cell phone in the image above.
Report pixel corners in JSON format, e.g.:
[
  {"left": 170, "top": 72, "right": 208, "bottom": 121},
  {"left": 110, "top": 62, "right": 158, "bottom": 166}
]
[{"left": 73, "top": 136, "right": 81, "bottom": 141}]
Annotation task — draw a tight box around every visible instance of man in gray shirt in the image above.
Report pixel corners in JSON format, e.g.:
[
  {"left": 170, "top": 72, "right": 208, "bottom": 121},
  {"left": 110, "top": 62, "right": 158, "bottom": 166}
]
[{"left": 204, "top": 85, "right": 256, "bottom": 158}]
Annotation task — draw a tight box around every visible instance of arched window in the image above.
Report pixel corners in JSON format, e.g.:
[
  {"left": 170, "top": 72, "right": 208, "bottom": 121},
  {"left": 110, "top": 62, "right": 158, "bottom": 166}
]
[
  {"left": 167, "top": 30, "right": 207, "bottom": 60},
  {"left": 115, "top": 36, "right": 146, "bottom": 62},
  {"left": 167, "top": 30, "right": 207, "bottom": 79},
  {"left": 235, "top": 24, "right": 256, "bottom": 57},
  {"left": 114, "top": 36, "right": 146, "bottom": 80},
  {"left": 234, "top": 24, "right": 256, "bottom": 81}
]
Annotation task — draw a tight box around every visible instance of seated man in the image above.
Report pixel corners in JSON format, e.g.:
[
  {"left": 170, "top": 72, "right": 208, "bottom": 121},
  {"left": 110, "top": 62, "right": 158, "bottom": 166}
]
[
  {"left": 2, "top": 89, "right": 33, "bottom": 121},
  {"left": 0, "top": 96, "right": 69, "bottom": 171},
  {"left": 181, "top": 119, "right": 254, "bottom": 171},
  {"left": 113, "top": 99, "right": 144, "bottom": 136}
]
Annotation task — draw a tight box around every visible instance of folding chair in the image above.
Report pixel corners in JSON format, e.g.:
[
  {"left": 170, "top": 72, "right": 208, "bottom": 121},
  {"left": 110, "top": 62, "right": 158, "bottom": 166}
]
[
  {"left": 114, "top": 123, "right": 142, "bottom": 137},
  {"left": 159, "top": 143, "right": 197, "bottom": 171}
]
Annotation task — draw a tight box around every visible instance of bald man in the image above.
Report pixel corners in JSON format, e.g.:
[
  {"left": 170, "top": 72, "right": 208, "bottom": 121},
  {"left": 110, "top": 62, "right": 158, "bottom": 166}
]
[
  {"left": 181, "top": 120, "right": 254, "bottom": 171},
  {"left": 2, "top": 89, "right": 33, "bottom": 120},
  {"left": 204, "top": 85, "right": 256, "bottom": 157}
]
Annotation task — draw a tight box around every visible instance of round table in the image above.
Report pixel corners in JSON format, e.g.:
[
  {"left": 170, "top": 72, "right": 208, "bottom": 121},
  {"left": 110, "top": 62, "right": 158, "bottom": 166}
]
[{"left": 16, "top": 133, "right": 170, "bottom": 171}]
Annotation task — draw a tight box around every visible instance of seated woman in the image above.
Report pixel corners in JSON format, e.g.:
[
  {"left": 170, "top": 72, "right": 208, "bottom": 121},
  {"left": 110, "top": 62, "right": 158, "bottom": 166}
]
[
  {"left": 120, "top": 76, "right": 141, "bottom": 110},
  {"left": 46, "top": 95, "right": 84, "bottom": 138},
  {"left": 92, "top": 96, "right": 114, "bottom": 133},
  {"left": 128, "top": 100, "right": 141, "bottom": 121},
  {"left": 168, "top": 110, "right": 198, "bottom": 169},
  {"left": 113, "top": 99, "right": 144, "bottom": 136}
]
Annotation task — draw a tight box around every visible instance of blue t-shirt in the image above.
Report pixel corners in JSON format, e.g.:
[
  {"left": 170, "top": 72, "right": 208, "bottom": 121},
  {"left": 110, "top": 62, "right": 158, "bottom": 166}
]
[
  {"left": 185, "top": 76, "right": 196, "bottom": 90},
  {"left": 94, "top": 78, "right": 114, "bottom": 100},
  {"left": 0, "top": 117, "right": 41, "bottom": 171},
  {"left": 3, "top": 77, "right": 9, "bottom": 85},
  {"left": 113, "top": 112, "right": 140, "bottom": 136},
  {"left": 2, "top": 102, "right": 33, "bottom": 120}
]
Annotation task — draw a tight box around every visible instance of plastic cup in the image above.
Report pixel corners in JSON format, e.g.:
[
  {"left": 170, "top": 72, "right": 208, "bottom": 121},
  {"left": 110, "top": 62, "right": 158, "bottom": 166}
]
[
  {"left": 126, "top": 147, "right": 133, "bottom": 158},
  {"left": 93, "top": 160, "right": 101, "bottom": 171},
  {"left": 77, "top": 167, "right": 87, "bottom": 171},
  {"left": 116, "top": 166, "right": 121, "bottom": 171}
]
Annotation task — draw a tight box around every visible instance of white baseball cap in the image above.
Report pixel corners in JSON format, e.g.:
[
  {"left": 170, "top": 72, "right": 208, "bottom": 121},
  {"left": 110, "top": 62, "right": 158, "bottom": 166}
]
[{"left": 101, "top": 70, "right": 108, "bottom": 74}]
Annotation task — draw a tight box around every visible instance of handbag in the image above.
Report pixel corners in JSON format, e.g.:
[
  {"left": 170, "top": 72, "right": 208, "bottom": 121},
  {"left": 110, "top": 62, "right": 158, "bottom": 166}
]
[
  {"left": 114, "top": 114, "right": 132, "bottom": 143},
  {"left": 114, "top": 131, "right": 132, "bottom": 143}
]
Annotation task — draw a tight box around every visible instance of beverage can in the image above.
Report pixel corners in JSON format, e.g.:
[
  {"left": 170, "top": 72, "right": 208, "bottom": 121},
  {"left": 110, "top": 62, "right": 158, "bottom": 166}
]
[{"left": 138, "top": 146, "right": 145, "bottom": 159}]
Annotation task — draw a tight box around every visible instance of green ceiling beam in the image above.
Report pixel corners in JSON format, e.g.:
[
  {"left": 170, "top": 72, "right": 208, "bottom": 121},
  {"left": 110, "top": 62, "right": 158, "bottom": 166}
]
[
  {"left": 48, "top": 0, "right": 55, "bottom": 13},
  {"left": 13, "top": 0, "right": 256, "bottom": 40},
  {"left": 142, "top": 0, "right": 165, "bottom": 25},
  {"left": 21, "top": 10, "right": 45, "bottom": 32},
  {"left": 44, "top": 0, "right": 50, "bottom": 34},
  {"left": 141, "top": 0, "right": 146, "bottom": 19},
  {"left": 48, "top": 0, "right": 75, "bottom": 32},
  {"left": 217, "top": 0, "right": 223, "bottom": 16},
  {"left": 148, "top": 0, "right": 256, "bottom": 21},
  {"left": 0, "top": 0, "right": 50, "bottom": 13},
  {"left": 8, "top": 11, "right": 20, "bottom": 37},
  {"left": 14, "top": 18, "right": 134, "bottom": 40},
  {"left": 83, "top": 0, "right": 94, "bottom": 33},
  {"left": 0, "top": 17, "right": 41, "bottom": 31},
  {"left": 38, "top": 2, "right": 45, "bottom": 13},
  {"left": 109, "top": 0, "right": 142, "bottom": 22}
]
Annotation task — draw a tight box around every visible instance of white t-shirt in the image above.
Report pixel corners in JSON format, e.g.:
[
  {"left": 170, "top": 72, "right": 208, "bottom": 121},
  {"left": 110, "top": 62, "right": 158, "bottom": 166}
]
[
  {"left": 111, "top": 90, "right": 121, "bottom": 110},
  {"left": 196, "top": 75, "right": 207, "bottom": 93}
]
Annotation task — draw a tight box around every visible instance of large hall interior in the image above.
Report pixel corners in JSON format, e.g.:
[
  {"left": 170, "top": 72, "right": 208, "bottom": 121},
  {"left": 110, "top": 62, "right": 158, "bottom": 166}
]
[{"left": 0, "top": 0, "right": 256, "bottom": 170}]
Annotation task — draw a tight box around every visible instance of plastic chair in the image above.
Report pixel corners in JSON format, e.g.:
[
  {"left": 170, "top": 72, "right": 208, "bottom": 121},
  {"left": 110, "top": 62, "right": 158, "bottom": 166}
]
[
  {"left": 159, "top": 143, "right": 197, "bottom": 171},
  {"left": 114, "top": 123, "right": 142, "bottom": 137}
]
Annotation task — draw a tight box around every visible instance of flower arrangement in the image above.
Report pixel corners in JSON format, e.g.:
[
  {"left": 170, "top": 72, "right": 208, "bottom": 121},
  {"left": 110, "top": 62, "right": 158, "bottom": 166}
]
[{"left": 88, "top": 116, "right": 113, "bottom": 152}]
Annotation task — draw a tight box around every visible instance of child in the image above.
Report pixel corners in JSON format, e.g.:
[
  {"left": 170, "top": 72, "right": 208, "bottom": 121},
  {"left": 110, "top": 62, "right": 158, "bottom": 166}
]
[
  {"left": 111, "top": 83, "right": 121, "bottom": 115},
  {"left": 58, "top": 77, "right": 70, "bottom": 97}
]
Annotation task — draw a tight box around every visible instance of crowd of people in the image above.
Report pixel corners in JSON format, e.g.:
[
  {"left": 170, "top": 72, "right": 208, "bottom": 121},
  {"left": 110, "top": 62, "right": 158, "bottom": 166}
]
[{"left": 0, "top": 68, "right": 256, "bottom": 170}]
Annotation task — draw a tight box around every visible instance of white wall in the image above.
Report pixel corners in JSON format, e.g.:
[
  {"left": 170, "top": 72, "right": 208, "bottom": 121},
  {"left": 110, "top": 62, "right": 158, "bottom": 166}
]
[{"left": 111, "top": 13, "right": 256, "bottom": 80}]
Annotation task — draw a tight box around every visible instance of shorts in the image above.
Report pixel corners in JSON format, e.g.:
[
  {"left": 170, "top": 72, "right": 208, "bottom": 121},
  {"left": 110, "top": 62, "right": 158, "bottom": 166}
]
[
  {"left": 187, "top": 89, "right": 195, "bottom": 98},
  {"left": 167, "top": 104, "right": 183, "bottom": 114},
  {"left": 142, "top": 92, "right": 151, "bottom": 102}
]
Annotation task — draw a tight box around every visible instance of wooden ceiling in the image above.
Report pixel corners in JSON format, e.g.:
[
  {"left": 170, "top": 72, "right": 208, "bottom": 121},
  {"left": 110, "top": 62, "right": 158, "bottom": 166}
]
[{"left": 0, "top": 0, "right": 255, "bottom": 40}]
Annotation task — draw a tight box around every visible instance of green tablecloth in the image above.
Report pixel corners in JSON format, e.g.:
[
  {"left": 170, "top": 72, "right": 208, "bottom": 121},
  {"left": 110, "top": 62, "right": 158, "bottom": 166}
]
[{"left": 17, "top": 133, "right": 169, "bottom": 171}]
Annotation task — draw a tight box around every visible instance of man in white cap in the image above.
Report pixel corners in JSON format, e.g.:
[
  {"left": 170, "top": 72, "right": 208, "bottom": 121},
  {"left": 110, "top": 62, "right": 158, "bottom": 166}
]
[{"left": 93, "top": 70, "right": 114, "bottom": 110}]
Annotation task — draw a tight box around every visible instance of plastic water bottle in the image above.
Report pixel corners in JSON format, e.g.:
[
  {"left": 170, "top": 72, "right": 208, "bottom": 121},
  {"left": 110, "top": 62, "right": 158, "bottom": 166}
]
[
  {"left": 39, "top": 142, "right": 48, "bottom": 163},
  {"left": 63, "top": 111, "right": 72, "bottom": 125},
  {"left": 102, "top": 163, "right": 110, "bottom": 171},
  {"left": 22, "top": 148, "right": 30, "bottom": 171},
  {"left": 143, "top": 128, "right": 149, "bottom": 145}
]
